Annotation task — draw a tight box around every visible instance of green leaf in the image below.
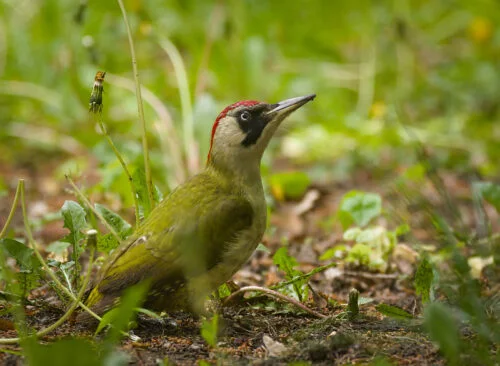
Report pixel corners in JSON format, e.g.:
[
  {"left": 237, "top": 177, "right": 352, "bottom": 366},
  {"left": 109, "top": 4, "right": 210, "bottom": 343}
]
[
  {"left": 94, "top": 203, "right": 132, "bottom": 239},
  {"left": 273, "top": 247, "right": 299, "bottom": 279},
  {"left": 1, "top": 238, "right": 39, "bottom": 272},
  {"left": 256, "top": 243, "right": 270, "bottom": 253},
  {"left": 273, "top": 247, "right": 308, "bottom": 301},
  {"left": 217, "top": 283, "right": 231, "bottom": 298},
  {"left": 269, "top": 171, "right": 310, "bottom": 200},
  {"left": 424, "top": 303, "right": 460, "bottom": 365},
  {"left": 345, "top": 243, "right": 371, "bottom": 266},
  {"left": 200, "top": 314, "right": 219, "bottom": 348},
  {"left": 97, "top": 233, "right": 120, "bottom": 254},
  {"left": 61, "top": 201, "right": 87, "bottom": 247},
  {"left": 375, "top": 303, "right": 414, "bottom": 320},
  {"left": 474, "top": 181, "right": 500, "bottom": 213},
  {"left": 358, "top": 297, "right": 374, "bottom": 305},
  {"left": 132, "top": 168, "right": 152, "bottom": 219},
  {"left": 96, "top": 280, "right": 151, "bottom": 342},
  {"left": 414, "top": 257, "right": 434, "bottom": 304},
  {"left": 45, "top": 241, "right": 70, "bottom": 256},
  {"left": 319, "top": 245, "right": 347, "bottom": 260},
  {"left": 339, "top": 191, "right": 382, "bottom": 228},
  {"left": 135, "top": 307, "right": 162, "bottom": 320},
  {"left": 22, "top": 337, "right": 102, "bottom": 366}
]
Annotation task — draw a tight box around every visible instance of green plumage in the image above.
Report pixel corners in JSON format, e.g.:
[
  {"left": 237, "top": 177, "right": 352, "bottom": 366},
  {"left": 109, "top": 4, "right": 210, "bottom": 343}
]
[{"left": 84, "top": 166, "right": 263, "bottom": 316}]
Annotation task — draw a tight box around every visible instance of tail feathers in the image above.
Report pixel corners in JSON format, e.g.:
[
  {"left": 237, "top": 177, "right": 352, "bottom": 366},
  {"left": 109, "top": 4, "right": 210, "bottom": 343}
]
[{"left": 75, "top": 287, "right": 118, "bottom": 326}]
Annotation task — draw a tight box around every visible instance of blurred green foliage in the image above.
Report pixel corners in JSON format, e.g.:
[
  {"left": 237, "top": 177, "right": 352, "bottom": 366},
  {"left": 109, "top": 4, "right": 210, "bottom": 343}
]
[
  {"left": 0, "top": 1, "right": 499, "bottom": 363},
  {"left": 1, "top": 0, "right": 499, "bottom": 193}
]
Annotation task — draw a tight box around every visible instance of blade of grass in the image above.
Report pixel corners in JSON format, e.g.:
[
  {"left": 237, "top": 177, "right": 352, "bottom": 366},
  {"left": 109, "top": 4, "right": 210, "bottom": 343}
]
[
  {"left": 116, "top": 0, "right": 155, "bottom": 210},
  {"left": 106, "top": 73, "right": 186, "bottom": 187},
  {"left": 0, "top": 180, "right": 21, "bottom": 238},
  {"left": 159, "top": 37, "right": 198, "bottom": 175}
]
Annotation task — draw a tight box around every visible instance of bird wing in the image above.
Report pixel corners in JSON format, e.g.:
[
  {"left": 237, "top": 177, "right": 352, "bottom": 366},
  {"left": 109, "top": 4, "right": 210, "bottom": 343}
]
[{"left": 91, "top": 179, "right": 253, "bottom": 303}]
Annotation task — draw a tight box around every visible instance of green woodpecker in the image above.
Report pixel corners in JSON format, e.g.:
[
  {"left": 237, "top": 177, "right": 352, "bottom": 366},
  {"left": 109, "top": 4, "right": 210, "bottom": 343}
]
[{"left": 81, "top": 94, "right": 315, "bottom": 319}]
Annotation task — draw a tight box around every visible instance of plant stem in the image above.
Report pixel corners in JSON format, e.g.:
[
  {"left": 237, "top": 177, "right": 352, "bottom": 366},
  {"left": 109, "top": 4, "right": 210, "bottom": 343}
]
[
  {"left": 0, "top": 231, "right": 97, "bottom": 344},
  {"left": 106, "top": 73, "right": 185, "bottom": 187},
  {"left": 117, "top": 0, "right": 155, "bottom": 210},
  {"left": 0, "top": 180, "right": 22, "bottom": 238},
  {"left": 65, "top": 175, "right": 121, "bottom": 242},
  {"left": 270, "top": 263, "right": 337, "bottom": 291},
  {"left": 223, "top": 286, "right": 327, "bottom": 319},
  {"left": 96, "top": 117, "right": 140, "bottom": 227}
]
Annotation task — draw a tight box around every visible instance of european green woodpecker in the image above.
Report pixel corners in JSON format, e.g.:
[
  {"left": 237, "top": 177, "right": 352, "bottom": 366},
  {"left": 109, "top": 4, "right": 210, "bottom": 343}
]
[{"left": 81, "top": 94, "right": 316, "bottom": 319}]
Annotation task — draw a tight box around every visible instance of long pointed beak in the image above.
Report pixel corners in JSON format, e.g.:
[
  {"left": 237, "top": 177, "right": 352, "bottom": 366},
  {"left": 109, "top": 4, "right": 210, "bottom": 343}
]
[{"left": 266, "top": 94, "right": 316, "bottom": 116}]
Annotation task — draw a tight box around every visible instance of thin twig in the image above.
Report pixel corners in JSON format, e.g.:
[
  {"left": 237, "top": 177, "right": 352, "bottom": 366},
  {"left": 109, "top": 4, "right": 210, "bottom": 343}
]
[
  {"left": 223, "top": 286, "right": 327, "bottom": 319},
  {"left": 117, "top": 0, "right": 155, "bottom": 210},
  {"left": 0, "top": 180, "right": 22, "bottom": 238},
  {"left": 65, "top": 175, "right": 121, "bottom": 242}
]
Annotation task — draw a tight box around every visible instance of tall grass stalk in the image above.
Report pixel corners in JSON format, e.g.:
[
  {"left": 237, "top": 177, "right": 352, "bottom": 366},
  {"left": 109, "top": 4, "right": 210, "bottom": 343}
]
[
  {"left": 117, "top": 0, "right": 155, "bottom": 210},
  {"left": 159, "top": 37, "right": 199, "bottom": 175}
]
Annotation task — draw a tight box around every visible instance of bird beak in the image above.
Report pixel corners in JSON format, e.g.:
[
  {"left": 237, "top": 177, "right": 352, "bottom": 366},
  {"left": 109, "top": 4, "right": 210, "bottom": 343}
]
[{"left": 266, "top": 94, "right": 316, "bottom": 117}]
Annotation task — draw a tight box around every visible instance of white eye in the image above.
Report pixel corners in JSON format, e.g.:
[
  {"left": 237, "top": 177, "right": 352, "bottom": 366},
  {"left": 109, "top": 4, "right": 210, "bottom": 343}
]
[{"left": 240, "top": 111, "right": 251, "bottom": 121}]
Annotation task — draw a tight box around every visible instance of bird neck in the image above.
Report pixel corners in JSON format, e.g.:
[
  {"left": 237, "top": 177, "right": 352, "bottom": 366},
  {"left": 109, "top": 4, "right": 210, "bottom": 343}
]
[
  {"left": 206, "top": 148, "right": 265, "bottom": 191},
  {"left": 207, "top": 153, "right": 262, "bottom": 184}
]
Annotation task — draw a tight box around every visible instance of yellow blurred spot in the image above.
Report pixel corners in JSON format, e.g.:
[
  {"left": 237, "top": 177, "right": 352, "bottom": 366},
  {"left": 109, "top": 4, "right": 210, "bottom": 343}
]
[
  {"left": 370, "top": 101, "right": 386, "bottom": 119},
  {"left": 271, "top": 183, "right": 284, "bottom": 202},
  {"left": 468, "top": 17, "right": 493, "bottom": 43},
  {"left": 140, "top": 22, "right": 152, "bottom": 36}
]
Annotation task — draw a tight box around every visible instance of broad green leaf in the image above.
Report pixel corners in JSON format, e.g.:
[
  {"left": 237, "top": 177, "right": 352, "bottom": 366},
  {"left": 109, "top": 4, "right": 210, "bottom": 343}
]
[
  {"left": 424, "top": 303, "right": 460, "bottom": 365},
  {"left": 61, "top": 201, "right": 87, "bottom": 247},
  {"left": 414, "top": 257, "right": 434, "bottom": 304},
  {"left": 343, "top": 227, "right": 362, "bottom": 241},
  {"left": 23, "top": 337, "right": 101, "bottom": 366},
  {"left": 339, "top": 191, "right": 382, "bottom": 228},
  {"left": 94, "top": 203, "right": 132, "bottom": 239},
  {"left": 201, "top": 314, "right": 219, "bottom": 348},
  {"left": 269, "top": 172, "right": 310, "bottom": 201},
  {"left": 375, "top": 303, "right": 413, "bottom": 320},
  {"left": 1, "top": 238, "right": 39, "bottom": 272},
  {"left": 45, "top": 241, "right": 70, "bottom": 256}
]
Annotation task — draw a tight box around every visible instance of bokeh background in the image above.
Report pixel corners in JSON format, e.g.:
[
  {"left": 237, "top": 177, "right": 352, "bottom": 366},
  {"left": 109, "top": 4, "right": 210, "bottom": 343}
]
[{"left": 1, "top": 0, "right": 499, "bottom": 198}]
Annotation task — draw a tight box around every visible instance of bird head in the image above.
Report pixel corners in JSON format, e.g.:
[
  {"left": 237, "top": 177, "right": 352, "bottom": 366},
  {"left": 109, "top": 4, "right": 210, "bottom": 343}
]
[{"left": 207, "top": 94, "right": 315, "bottom": 174}]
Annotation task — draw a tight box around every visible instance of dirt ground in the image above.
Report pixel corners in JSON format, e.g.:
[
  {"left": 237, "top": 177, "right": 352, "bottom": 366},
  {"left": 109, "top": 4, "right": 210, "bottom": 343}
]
[{"left": 0, "top": 152, "right": 496, "bottom": 365}]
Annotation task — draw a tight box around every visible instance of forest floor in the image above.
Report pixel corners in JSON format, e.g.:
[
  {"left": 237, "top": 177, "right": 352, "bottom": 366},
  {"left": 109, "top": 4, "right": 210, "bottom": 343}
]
[{"left": 0, "top": 152, "right": 497, "bottom": 365}]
